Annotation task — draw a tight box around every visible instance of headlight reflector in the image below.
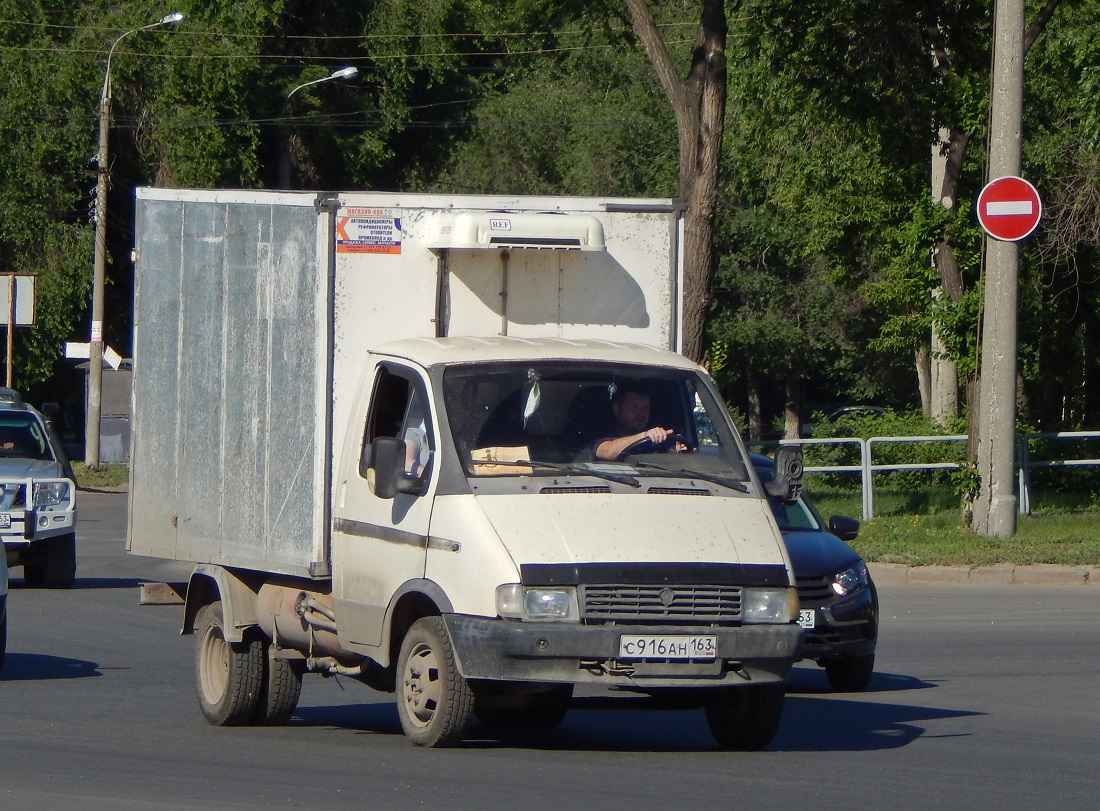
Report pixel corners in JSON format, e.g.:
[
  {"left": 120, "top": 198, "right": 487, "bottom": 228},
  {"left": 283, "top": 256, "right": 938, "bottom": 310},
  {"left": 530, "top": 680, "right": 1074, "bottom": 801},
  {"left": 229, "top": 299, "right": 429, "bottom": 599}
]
[
  {"left": 33, "top": 481, "right": 71, "bottom": 508},
  {"left": 496, "top": 584, "right": 579, "bottom": 622},
  {"left": 742, "top": 587, "right": 798, "bottom": 624},
  {"left": 830, "top": 561, "right": 869, "bottom": 597}
]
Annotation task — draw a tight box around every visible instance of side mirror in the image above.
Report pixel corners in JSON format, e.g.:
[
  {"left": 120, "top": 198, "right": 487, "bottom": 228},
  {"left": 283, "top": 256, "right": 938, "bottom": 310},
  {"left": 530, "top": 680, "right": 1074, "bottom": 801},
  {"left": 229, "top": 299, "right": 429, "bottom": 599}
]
[
  {"left": 828, "top": 515, "right": 860, "bottom": 542},
  {"left": 367, "top": 436, "right": 426, "bottom": 499},
  {"left": 765, "top": 445, "right": 803, "bottom": 503}
]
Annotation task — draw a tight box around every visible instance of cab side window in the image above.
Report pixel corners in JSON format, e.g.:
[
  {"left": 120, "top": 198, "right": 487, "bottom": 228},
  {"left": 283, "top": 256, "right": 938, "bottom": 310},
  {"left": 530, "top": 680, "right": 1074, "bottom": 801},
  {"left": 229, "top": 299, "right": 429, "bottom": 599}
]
[{"left": 362, "top": 366, "right": 433, "bottom": 479}]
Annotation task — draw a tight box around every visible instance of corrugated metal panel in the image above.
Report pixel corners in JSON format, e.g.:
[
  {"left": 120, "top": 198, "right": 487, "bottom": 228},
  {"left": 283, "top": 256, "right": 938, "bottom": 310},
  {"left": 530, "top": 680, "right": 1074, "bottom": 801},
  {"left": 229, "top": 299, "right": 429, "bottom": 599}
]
[{"left": 128, "top": 193, "right": 328, "bottom": 577}]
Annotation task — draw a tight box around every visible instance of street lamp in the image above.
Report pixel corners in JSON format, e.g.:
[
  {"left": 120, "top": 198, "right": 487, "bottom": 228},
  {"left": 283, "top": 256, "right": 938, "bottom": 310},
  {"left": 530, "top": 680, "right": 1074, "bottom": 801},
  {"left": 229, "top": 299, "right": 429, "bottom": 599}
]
[
  {"left": 86, "top": 11, "right": 184, "bottom": 469},
  {"left": 279, "top": 67, "right": 359, "bottom": 188}
]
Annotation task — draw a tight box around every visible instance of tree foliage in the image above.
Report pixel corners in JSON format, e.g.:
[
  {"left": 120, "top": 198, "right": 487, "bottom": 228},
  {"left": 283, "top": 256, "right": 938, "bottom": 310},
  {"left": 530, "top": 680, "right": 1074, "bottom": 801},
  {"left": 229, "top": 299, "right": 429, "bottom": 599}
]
[{"left": 0, "top": 0, "right": 1099, "bottom": 437}]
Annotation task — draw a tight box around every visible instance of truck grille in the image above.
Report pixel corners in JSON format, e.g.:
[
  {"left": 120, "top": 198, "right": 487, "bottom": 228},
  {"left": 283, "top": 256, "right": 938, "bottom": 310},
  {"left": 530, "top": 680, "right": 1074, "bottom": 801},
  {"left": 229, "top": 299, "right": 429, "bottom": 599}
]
[{"left": 581, "top": 584, "right": 743, "bottom": 624}]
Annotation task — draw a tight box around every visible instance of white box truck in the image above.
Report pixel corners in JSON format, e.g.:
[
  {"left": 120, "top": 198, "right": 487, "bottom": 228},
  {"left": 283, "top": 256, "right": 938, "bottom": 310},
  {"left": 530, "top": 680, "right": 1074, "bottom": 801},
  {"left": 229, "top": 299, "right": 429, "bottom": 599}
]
[{"left": 128, "top": 188, "right": 804, "bottom": 749}]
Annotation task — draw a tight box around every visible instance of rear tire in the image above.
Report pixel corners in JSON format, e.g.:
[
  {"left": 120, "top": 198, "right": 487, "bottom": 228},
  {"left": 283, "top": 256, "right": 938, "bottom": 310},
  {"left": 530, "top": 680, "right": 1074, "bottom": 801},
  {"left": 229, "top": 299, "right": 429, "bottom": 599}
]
[
  {"left": 824, "top": 653, "right": 875, "bottom": 692},
  {"left": 396, "top": 616, "right": 473, "bottom": 747},
  {"left": 252, "top": 643, "right": 304, "bottom": 725},
  {"left": 705, "top": 683, "right": 786, "bottom": 750},
  {"left": 194, "top": 601, "right": 263, "bottom": 726}
]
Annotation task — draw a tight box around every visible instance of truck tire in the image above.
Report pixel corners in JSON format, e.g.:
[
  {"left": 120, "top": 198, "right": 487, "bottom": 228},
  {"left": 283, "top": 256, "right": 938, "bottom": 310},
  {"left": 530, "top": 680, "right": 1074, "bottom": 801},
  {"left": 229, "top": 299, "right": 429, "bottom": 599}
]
[
  {"left": 194, "top": 601, "right": 263, "bottom": 726},
  {"left": 705, "top": 683, "right": 786, "bottom": 750},
  {"left": 252, "top": 643, "right": 304, "bottom": 726},
  {"left": 824, "top": 653, "right": 875, "bottom": 692},
  {"left": 395, "top": 616, "right": 473, "bottom": 747},
  {"left": 22, "top": 534, "right": 76, "bottom": 589}
]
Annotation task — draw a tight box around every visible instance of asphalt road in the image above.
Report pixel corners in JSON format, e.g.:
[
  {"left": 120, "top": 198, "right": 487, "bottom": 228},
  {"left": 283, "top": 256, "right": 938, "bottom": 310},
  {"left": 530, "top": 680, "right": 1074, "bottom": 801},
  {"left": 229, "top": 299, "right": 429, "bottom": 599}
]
[{"left": 3, "top": 491, "right": 1099, "bottom": 810}]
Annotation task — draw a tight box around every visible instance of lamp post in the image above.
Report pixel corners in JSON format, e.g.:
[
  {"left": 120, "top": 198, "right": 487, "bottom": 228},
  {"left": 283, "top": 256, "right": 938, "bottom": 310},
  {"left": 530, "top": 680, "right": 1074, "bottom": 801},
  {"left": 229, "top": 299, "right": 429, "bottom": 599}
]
[
  {"left": 279, "top": 67, "right": 358, "bottom": 188},
  {"left": 86, "top": 11, "right": 184, "bottom": 469}
]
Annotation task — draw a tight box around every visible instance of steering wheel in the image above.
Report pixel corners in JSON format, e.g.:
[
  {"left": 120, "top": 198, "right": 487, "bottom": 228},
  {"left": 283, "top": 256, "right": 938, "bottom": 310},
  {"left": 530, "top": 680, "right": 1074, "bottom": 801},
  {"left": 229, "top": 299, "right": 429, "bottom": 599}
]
[{"left": 616, "top": 433, "right": 688, "bottom": 461}]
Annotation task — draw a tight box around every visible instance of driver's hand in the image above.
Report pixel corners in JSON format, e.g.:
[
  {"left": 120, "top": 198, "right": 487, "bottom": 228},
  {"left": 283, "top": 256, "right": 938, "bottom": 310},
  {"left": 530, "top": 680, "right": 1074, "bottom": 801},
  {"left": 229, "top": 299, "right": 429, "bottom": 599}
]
[{"left": 644, "top": 427, "right": 672, "bottom": 444}]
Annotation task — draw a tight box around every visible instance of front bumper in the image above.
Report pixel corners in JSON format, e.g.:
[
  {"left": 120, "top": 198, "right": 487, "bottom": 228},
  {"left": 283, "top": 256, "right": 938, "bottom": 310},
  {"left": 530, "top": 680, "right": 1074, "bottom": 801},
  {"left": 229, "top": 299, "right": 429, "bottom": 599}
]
[
  {"left": 0, "top": 476, "right": 77, "bottom": 553},
  {"left": 799, "top": 584, "right": 878, "bottom": 662},
  {"left": 444, "top": 614, "right": 803, "bottom": 688}
]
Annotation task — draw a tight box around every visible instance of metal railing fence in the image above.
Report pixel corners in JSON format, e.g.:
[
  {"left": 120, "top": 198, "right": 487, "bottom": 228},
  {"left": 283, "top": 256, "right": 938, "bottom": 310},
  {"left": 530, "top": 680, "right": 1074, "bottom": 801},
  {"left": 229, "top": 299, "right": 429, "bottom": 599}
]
[{"left": 749, "top": 431, "right": 1100, "bottom": 520}]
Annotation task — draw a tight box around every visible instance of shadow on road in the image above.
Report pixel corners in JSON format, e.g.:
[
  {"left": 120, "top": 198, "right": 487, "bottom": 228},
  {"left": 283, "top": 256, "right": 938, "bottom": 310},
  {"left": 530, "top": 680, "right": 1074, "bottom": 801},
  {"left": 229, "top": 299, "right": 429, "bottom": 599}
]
[
  {"left": 0, "top": 653, "right": 102, "bottom": 681},
  {"left": 286, "top": 673, "right": 980, "bottom": 754},
  {"left": 10, "top": 577, "right": 146, "bottom": 591}
]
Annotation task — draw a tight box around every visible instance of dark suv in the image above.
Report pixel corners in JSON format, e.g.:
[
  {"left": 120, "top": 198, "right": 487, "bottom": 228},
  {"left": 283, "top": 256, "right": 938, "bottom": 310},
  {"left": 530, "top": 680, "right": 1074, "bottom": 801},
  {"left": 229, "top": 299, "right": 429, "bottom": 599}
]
[
  {"left": 0, "top": 388, "right": 77, "bottom": 588},
  {"left": 752, "top": 454, "right": 878, "bottom": 691}
]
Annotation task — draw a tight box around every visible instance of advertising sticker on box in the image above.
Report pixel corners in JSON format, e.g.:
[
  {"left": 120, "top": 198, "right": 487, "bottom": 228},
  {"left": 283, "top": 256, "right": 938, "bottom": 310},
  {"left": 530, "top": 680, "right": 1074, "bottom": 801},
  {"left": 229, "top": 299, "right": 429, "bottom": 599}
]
[{"left": 336, "top": 209, "right": 402, "bottom": 254}]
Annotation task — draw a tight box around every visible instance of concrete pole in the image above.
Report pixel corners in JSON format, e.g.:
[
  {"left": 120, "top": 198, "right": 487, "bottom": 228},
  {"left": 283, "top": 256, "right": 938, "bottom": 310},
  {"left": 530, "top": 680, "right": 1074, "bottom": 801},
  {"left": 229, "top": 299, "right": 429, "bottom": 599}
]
[
  {"left": 86, "top": 80, "right": 111, "bottom": 469},
  {"left": 973, "top": 0, "right": 1025, "bottom": 536}
]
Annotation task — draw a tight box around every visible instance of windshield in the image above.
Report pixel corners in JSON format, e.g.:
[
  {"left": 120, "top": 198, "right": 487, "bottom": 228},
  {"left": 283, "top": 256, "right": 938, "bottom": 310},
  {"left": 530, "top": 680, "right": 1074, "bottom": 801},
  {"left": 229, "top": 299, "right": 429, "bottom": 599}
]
[
  {"left": 442, "top": 361, "right": 749, "bottom": 486},
  {"left": 0, "top": 413, "right": 54, "bottom": 460}
]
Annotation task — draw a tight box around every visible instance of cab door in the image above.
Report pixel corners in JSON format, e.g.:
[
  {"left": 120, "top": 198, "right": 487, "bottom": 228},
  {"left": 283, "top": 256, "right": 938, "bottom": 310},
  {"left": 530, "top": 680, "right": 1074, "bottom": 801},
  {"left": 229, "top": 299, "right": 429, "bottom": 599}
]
[{"left": 331, "top": 361, "right": 437, "bottom": 654}]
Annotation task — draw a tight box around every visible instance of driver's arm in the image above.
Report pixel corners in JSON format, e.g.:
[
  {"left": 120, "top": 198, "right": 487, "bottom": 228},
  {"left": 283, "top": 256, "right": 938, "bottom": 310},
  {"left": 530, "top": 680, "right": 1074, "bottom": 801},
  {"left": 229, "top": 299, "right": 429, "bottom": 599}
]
[{"left": 595, "top": 426, "right": 676, "bottom": 461}]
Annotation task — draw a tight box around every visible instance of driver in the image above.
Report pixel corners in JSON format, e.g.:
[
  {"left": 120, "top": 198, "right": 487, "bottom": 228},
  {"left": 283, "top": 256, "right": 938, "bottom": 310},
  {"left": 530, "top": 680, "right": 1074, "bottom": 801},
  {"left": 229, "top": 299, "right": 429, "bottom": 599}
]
[{"left": 588, "top": 384, "right": 685, "bottom": 461}]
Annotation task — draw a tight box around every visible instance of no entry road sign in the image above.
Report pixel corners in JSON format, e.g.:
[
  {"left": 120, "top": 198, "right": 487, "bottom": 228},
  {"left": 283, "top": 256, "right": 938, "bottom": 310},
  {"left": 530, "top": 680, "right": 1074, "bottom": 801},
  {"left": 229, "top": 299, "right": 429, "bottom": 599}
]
[{"left": 976, "top": 176, "right": 1042, "bottom": 242}]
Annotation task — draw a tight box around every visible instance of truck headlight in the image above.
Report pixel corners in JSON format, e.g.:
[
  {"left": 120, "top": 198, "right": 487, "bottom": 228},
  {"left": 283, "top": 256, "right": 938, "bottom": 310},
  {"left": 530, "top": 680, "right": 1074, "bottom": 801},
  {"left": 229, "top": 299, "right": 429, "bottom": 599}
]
[
  {"left": 742, "top": 587, "right": 799, "bottom": 624},
  {"left": 830, "top": 561, "right": 869, "bottom": 597},
  {"left": 33, "top": 481, "right": 71, "bottom": 508},
  {"left": 496, "top": 584, "right": 579, "bottom": 622}
]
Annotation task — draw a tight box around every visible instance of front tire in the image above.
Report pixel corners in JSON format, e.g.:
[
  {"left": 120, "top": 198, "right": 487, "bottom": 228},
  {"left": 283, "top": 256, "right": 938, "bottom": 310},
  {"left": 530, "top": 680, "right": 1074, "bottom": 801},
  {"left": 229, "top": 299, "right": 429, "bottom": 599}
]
[
  {"left": 396, "top": 616, "right": 473, "bottom": 747},
  {"left": 824, "top": 653, "right": 875, "bottom": 692},
  {"left": 705, "top": 683, "right": 786, "bottom": 750},
  {"left": 194, "top": 601, "right": 263, "bottom": 726},
  {"left": 22, "top": 533, "right": 76, "bottom": 589}
]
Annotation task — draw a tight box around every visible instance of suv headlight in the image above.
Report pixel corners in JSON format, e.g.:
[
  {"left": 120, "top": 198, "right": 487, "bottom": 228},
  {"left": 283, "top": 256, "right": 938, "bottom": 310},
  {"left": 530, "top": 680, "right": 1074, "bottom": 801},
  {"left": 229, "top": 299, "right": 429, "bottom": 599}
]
[
  {"left": 33, "top": 481, "right": 71, "bottom": 508},
  {"left": 742, "top": 586, "right": 799, "bottom": 624},
  {"left": 497, "top": 584, "right": 579, "bottom": 622},
  {"left": 830, "top": 561, "right": 869, "bottom": 597}
]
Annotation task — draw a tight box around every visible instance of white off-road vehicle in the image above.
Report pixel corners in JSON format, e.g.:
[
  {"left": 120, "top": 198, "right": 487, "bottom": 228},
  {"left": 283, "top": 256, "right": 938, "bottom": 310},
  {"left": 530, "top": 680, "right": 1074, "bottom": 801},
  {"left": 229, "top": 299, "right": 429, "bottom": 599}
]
[{"left": 0, "top": 388, "right": 77, "bottom": 589}]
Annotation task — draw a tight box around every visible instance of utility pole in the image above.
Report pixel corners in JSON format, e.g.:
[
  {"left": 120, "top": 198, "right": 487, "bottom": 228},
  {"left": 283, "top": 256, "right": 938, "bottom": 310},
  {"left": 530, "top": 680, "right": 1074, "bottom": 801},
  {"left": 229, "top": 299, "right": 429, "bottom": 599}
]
[{"left": 973, "top": 0, "right": 1025, "bottom": 536}]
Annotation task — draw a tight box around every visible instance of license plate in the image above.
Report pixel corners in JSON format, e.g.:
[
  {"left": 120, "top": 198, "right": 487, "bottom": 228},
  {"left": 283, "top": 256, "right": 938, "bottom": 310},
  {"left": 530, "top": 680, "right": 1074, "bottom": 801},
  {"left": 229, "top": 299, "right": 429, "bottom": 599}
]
[
  {"left": 0, "top": 513, "right": 9, "bottom": 529},
  {"left": 798, "top": 609, "right": 816, "bottom": 629},
  {"left": 618, "top": 635, "right": 717, "bottom": 660}
]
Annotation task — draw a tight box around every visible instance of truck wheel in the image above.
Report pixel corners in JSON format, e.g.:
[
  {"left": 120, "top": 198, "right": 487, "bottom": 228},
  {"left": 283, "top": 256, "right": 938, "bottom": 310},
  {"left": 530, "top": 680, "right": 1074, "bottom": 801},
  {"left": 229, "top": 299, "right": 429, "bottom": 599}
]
[
  {"left": 252, "top": 642, "right": 304, "bottom": 726},
  {"left": 824, "top": 653, "right": 875, "bottom": 692},
  {"left": 396, "top": 616, "right": 473, "bottom": 747},
  {"left": 43, "top": 533, "right": 77, "bottom": 589},
  {"left": 194, "top": 601, "right": 263, "bottom": 726},
  {"left": 705, "top": 683, "right": 786, "bottom": 750}
]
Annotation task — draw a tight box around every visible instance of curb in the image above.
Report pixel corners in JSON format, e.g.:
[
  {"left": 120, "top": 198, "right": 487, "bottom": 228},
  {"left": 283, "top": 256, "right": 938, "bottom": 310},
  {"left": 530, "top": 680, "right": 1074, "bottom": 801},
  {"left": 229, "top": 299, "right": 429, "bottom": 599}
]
[{"left": 869, "top": 562, "right": 1100, "bottom": 588}]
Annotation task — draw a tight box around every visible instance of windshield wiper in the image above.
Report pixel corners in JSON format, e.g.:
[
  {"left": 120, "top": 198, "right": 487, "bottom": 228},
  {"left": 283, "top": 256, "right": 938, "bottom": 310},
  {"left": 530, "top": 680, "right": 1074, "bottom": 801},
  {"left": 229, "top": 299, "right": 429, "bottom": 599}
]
[
  {"left": 630, "top": 462, "right": 749, "bottom": 493},
  {"left": 469, "top": 459, "right": 640, "bottom": 487}
]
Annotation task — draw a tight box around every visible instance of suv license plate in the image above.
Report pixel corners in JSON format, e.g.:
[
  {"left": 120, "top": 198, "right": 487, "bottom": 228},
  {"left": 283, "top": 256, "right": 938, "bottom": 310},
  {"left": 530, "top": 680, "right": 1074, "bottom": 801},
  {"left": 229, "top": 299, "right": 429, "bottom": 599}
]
[
  {"left": 0, "top": 513, "right": 9, "bottom": 529},
  {"left": 618, "top": 635, "right": 717, "bottom": 660},
  {"left": 798, "top": 609, "right": 816, "bottom": 629}
]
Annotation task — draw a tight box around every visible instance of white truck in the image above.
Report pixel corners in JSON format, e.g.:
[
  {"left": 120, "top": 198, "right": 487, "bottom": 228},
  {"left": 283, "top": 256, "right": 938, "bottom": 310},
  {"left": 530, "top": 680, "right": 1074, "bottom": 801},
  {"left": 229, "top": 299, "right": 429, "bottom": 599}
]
[{"left": 128, "top": 188, "right": 804, "bottom": 749}]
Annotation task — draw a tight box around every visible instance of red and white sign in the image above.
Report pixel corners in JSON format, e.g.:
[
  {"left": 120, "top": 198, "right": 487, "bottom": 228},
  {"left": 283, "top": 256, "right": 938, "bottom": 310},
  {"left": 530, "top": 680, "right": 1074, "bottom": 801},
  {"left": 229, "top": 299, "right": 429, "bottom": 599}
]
[{"left": 976, "top": 176, "right": 1042, "bottom": 242}]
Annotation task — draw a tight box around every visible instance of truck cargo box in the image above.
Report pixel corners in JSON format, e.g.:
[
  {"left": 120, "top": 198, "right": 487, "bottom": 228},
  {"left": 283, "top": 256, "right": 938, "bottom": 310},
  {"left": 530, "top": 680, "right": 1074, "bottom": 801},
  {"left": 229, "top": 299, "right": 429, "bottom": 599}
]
[{"left": 128, "top": 189, "right": 684, "bottom": 578}]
